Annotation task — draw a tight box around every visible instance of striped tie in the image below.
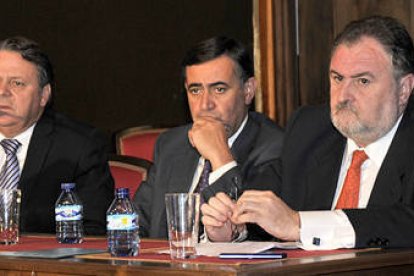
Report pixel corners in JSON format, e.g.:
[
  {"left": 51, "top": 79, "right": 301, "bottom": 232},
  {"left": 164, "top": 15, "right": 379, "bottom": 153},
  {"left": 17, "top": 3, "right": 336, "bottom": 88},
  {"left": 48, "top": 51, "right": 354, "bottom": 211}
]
[
  {"left": 0, "top": 139, "right": 21, "bottom": 189},
  {"left": 195, "top": 159, "right": 211, "bottom": 204}
]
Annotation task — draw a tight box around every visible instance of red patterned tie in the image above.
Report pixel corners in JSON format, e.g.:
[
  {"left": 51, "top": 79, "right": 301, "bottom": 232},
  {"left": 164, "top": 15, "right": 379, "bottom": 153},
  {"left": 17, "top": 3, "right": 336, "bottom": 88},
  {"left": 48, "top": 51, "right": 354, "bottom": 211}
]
[{"left": 335, "top": 150, "right": 368, "bottom": 209}]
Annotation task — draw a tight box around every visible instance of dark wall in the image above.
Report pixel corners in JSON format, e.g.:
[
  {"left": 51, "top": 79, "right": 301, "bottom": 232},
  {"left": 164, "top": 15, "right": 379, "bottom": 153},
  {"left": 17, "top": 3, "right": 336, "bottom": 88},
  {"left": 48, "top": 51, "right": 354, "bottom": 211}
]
[{"left": 0, "top": 0, "right": 252, "bottom": 149}]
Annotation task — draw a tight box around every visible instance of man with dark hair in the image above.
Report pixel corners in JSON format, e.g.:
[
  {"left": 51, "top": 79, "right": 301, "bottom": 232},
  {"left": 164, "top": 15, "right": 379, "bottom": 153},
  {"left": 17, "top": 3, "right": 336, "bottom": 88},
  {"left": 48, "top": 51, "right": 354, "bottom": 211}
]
[
  {"left": 0, "top": 36, "right": 114, "bottom": 234},
  {"left": 203, "top": 16, "right": 414, "bottom": 249},
  {"left": 134, "top": 36, "right": 284, "bottom": 239}
]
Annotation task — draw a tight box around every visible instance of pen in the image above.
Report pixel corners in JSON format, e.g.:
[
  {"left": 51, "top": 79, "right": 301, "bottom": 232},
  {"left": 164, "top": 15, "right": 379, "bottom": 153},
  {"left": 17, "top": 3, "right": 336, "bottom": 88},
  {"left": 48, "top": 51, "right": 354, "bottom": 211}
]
[
  {"left": 228, "top": 176, "right": 240, "bottom": 201},
  {"left": 219, "top": 252, "right": 287, "bottom": 259}
]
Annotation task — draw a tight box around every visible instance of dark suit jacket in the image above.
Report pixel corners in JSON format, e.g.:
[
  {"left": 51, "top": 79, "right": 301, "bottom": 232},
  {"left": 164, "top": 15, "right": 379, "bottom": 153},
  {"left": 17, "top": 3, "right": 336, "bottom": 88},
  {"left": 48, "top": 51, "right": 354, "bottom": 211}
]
[
  {"left": 134, "top": 112, "right": 284, "bottom": 238},
  {"left": 18, "top": 109, "right": 114, "bottom": 235},
  {"left": 277, "top": 100, "right": 414, "bottom": 248}
]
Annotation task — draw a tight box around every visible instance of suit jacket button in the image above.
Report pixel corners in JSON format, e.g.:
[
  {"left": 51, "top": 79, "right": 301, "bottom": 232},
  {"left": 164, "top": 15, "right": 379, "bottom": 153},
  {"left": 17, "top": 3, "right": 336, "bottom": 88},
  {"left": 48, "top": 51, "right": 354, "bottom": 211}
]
[
  {"left": 367, "top": 239, "right": 376, "bottom": 247},
  {"left": 379, "top": 238, "right": 389, "bottom": 247}
]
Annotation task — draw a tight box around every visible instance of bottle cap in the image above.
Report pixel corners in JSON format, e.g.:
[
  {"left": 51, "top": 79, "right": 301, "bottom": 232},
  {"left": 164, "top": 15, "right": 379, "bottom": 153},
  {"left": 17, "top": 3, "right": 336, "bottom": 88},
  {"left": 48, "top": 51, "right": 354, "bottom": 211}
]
[
  {"left": 115, "top": 187, "right": 129, "bottom": 197},
  {"left": 61, "top": 183, "right": 75, "bottom": 190}
]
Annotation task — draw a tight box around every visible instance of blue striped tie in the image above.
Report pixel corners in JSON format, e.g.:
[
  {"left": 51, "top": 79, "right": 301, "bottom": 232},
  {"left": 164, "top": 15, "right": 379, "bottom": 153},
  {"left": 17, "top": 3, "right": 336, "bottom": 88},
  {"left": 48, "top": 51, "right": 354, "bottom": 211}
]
[{"left": 0, "top": 139, "right": 21, "bottom": 189}]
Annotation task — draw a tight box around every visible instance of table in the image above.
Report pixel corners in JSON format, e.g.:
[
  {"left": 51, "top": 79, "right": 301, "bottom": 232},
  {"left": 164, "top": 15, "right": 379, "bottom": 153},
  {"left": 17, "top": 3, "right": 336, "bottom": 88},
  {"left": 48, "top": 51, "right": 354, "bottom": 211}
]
[{"left": 0, "top": 236, "right": 413, "bottom": 275}]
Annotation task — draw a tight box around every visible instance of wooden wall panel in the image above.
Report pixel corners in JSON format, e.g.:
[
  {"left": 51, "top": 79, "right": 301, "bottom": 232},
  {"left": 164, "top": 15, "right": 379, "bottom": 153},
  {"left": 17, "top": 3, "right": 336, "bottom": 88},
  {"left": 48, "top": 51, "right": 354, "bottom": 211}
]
[
  {"left": 298, "top": 0, "right": 333, "bottom": 106},
  {"left": 254, "top": 0, "right": 414, "bottom": 127},
  {"left": 0, "top": 1, "right": 253, "bottom": 149},
  {"left": 254, "top": 0, "right": 297, "bottom": 126},
  {"left": 333, "top": 0, "right": 414, "bottom": 36}
]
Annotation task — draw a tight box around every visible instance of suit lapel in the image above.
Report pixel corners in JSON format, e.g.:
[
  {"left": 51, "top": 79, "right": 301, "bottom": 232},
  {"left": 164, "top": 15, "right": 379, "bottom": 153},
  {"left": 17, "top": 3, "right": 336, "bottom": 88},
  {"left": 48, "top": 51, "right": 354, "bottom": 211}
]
[
  {"left": 152, "top": 128, "right": 199, "bottom": 237},
  {"left": 369, "top": 104, "right": 414, "bottom": 206},
  {"left": 168, "top": 148, "right": 199, "bottom": 193},
  {"left": 19, "top": 111, "right": 54, "bottom": 195},
  {"left": 305, "top": 129, "right": 346, "bottom": 210},
  {"left": 165, "top": 127, "right": 200, "bottom": 193},
  {"left": 231, "top": 115, "right": 258, "bottom": 167}
]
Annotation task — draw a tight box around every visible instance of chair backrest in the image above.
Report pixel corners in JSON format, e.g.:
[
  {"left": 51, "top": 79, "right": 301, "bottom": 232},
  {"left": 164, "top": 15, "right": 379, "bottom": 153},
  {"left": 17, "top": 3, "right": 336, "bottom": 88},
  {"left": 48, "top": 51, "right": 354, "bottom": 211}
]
[
  {"left": 116, "top": 127, "right": 168, "bottom": 162},
  {"left": 108, "top": 155, "right": 152, "bottom": 198}
]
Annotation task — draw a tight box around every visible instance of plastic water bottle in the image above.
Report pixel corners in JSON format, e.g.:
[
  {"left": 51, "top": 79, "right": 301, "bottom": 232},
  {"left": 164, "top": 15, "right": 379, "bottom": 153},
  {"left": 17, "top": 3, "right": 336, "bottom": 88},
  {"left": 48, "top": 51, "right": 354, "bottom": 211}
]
[
  {"left": 55, "top": 183, "right": 84, "bottom": 243},
  {"left": 107, "top": 187, "right": 139, "bottom": 256}
]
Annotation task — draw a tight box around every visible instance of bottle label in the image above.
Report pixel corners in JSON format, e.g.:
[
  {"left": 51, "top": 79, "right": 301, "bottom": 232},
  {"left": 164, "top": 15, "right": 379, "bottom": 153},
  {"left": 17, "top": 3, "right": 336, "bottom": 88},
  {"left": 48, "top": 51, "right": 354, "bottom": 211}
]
[
  {"left": 107, "top": 214, "right": 138, "bottom": 230},
  {"left": 55, "top": 205, "right": 83, "bottom": 221}
]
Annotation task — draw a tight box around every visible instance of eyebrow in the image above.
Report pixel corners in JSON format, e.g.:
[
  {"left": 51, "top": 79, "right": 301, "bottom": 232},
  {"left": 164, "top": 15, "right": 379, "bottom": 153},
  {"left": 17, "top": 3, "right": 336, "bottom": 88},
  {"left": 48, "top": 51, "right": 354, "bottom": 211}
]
[
  {"left": 330, "top": 70, "right": 342, "bottom": 77},
  {"left": 330, "top": 70, "right": 374, "bottom": 79},
  {"left": 350, "top": 71, "right": 375, "bottom": 79},
  {"left": 186, "top": 81, "right": 229, "bottom": 90},
  {"left": 187, "top": 83, "right": 202, "bottom": 90},
  {"left": 207, "top": 81, "right": 229, "bottom": 88}
]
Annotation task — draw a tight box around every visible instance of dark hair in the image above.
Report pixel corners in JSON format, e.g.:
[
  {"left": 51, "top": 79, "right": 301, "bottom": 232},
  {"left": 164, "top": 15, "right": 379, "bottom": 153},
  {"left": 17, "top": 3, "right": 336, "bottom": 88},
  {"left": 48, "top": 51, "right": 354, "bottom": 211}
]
[
  {"left": 0, "top": 36, "right": 54, "bottom": 89},
  {"left": 332, "top": 15, "right": 414, "bottom": 80},
  {"left": 181, "top": 36, "right": 253, "bottom": 84}
]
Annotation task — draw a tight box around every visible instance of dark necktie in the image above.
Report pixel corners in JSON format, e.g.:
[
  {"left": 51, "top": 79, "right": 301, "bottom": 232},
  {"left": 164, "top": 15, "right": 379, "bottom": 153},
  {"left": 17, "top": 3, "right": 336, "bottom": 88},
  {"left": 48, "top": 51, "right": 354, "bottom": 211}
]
[
  {"left": 335, "top": 150, "right": 368, "bottom": 209},
  {"left": 195, "top": 159, "right": 211, "bottom": 203},
  {"left": 0, "top": 139, "right": 21, "bottom": 189}
]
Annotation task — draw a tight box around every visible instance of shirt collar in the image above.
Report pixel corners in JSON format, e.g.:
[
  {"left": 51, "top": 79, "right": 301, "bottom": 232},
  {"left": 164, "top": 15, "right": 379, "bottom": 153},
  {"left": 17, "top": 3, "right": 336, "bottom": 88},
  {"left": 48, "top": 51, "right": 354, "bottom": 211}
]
[
  {"left": 0, "top": 124, "right": 36, "bottom": 150},
  {"left": 228, "top": 114, "right": 248, "bottom": 147}
]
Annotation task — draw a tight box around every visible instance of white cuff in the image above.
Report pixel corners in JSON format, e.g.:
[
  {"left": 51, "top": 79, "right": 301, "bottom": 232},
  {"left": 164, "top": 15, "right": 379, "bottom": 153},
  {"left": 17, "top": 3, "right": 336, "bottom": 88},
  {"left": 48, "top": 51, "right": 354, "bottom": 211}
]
[
  {"left": 232, "top": 226, "right": 248, "bottom": 243},
  {"left": 202, "top": 225, "right": 248, "bottom": 243},
  {"left": 299, "top": 210, "right": 355, "bottom": 250},
  {"left": 209, "top": 161, "right": 237, "bottom": 184}
]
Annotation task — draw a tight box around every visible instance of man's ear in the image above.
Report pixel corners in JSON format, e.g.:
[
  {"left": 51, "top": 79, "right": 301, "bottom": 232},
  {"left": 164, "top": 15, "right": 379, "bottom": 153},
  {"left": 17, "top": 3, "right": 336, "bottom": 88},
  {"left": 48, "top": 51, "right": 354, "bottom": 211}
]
[
  {"left": 243, "top": 77, "right": 256, "bottom": 105},
  {"left": 40, "top": 84, "right": 51, "bottom": 107}
]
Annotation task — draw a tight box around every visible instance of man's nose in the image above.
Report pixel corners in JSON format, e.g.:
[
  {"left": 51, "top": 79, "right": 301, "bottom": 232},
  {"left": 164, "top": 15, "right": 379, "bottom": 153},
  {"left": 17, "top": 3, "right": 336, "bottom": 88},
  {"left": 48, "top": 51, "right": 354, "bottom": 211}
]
[
  {"left": 200, "top": 91, "right": 215, "bottom": 110},
  {"left": 336, "top": 81, "right": 354, "bottom": 102},
  {"left": 0, "top": 82, "right": 11, "bottom": 96}
]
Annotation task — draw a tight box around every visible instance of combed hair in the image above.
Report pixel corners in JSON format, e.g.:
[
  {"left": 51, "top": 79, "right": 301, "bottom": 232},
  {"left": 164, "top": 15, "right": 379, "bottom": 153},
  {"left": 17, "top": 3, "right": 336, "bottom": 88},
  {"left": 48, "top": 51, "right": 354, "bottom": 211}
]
[
  {"left": 181, "top": 36, "right": 253, "bottom": 83},
  {"left": 0, "top": 36, "right": 54, "bottom": 88},
  {"left": 332, "top": 15, "right": 414, "bottom": 80}
]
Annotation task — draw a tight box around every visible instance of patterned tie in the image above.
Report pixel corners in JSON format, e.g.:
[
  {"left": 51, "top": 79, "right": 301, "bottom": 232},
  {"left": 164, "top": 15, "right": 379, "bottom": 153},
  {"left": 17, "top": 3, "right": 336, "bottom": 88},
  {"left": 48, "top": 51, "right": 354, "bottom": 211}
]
[
  {"left": 0, "top": 139, "right": 21, "bottom": 190},
  {"left": 195, "top": 159, "right": 211, "bottom": 203},
  {"left": 335, "top": 150, "right": 368, "bottom": 209}
]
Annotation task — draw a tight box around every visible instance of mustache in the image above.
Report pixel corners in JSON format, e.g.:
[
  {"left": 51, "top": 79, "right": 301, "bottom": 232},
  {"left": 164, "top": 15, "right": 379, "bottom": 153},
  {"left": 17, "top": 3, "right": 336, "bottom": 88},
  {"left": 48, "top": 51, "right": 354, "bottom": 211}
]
[{"left": 334, "top": 101, "right": 357, "bottom": 114}]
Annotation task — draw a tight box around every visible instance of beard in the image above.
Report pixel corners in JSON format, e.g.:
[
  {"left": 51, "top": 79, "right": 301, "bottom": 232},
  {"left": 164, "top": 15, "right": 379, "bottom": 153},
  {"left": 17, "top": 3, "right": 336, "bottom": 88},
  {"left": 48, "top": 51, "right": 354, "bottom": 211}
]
[{"left": 331, "top": 100, "right": 398, "bottom": 146}]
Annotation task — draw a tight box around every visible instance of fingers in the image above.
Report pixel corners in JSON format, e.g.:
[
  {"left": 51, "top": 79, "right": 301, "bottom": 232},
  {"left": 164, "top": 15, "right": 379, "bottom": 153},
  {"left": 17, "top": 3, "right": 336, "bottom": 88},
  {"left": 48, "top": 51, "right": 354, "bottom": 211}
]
[
  {"left": 232, "top": 190, "right": 274, "bottom": 217},
  {"left": 231, "top": 199, "right": 263, "bottom": 224},
  {"left": 215, "top": 192, "right": 235, "bottom": 211},
  {"left": 201, "top": 193, "right": 235, "bottom": 227},
  {"left": 231, "top": 190, "right": 279, "bottom": 224},
  {"left": 231, "top": 211, "right": 257, "bottom": 225},
  {"left": 201, "top": 202, "right": 226, "bottom": 226},
  {"left": 230, "top": 190, "right": 301, "bottom": 241},
  {"left": 201, "top": 193, "right": 238, "bottom": 242}
]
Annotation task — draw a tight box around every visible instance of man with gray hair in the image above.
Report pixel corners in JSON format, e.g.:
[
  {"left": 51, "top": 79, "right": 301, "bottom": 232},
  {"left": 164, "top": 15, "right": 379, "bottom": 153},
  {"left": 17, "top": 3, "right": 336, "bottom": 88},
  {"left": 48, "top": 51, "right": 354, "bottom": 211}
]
[{"left": 203, "top": 16, "right": 414, "bottom": 249}]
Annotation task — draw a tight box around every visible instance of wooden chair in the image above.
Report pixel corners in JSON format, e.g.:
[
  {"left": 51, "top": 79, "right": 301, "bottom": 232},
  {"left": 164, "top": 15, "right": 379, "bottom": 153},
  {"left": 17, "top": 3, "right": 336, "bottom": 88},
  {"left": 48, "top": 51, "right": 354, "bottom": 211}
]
[
  {"left": 116, "top": 127, "right": 168, "bottom": 162},
  {"left": 108, "top": 154, "right": 152, "bottom": 198}
]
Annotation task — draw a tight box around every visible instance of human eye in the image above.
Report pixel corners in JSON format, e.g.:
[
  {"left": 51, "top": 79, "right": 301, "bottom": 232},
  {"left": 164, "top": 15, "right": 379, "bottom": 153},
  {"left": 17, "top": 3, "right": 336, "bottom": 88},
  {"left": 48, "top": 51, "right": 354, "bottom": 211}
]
[
  {"left": 331, "top": 73, "right": 343, "bottom": 83},
  {"left": 10, "top": 79, "right": 26, "bottom": 89},
  {"left": 214, "top": 86, "right": 227, "bottom": 94},
  {"left": 358, "top": 77, "right": 371, "bottom": 86},
  {"left": 188, "top": 87, "right": 202, "bottom": 95}
]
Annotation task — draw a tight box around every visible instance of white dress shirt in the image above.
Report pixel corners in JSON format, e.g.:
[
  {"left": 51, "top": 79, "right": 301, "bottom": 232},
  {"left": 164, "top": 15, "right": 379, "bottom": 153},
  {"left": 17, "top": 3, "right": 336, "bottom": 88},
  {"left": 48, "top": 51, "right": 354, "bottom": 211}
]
[
  {"left": 299, "top": 116, "right": 402, "bottom": 250},
  {"left": 0, "top": 124, "right": 36, "bottom": 172},
  {"left": 189, "top": 115, "right": 248, "bottom": 193}
]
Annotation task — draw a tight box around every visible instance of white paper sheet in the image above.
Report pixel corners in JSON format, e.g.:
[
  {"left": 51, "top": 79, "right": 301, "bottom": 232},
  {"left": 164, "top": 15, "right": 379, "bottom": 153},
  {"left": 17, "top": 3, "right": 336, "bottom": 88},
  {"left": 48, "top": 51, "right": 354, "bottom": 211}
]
[{"left": 194, "top": 241, "right": 299, "bottom": 257}]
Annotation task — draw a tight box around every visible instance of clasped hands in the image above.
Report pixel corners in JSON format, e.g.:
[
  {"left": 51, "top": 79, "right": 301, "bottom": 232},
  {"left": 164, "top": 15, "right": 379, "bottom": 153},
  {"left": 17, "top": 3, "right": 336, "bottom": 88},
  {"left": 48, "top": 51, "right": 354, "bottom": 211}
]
[{"left": 201, "top": 191, "right": 301, "bottom": 242}]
